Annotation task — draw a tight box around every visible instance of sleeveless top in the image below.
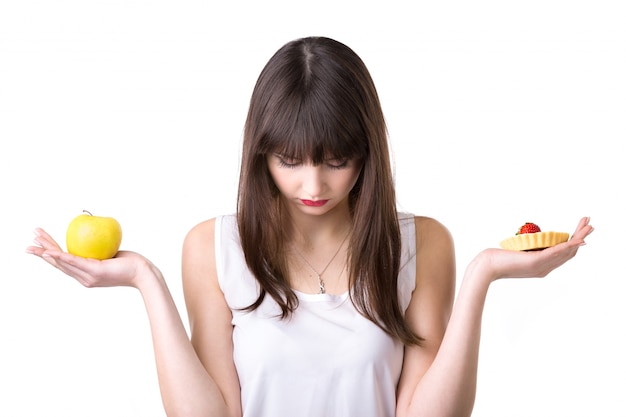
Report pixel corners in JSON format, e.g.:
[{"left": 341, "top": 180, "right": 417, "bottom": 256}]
[{"left": 214, "top": 213, "right": 417, "bottom": 417}]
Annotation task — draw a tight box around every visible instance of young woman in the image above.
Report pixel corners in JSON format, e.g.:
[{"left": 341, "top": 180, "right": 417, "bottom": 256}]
[{"left": 27, "top": 37, "right": 593, "bottom": 417}]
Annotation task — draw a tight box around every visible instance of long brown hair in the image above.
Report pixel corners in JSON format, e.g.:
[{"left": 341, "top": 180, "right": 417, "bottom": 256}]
[{"left": 237, "top": 37, "right": 421, "bottom": 345}]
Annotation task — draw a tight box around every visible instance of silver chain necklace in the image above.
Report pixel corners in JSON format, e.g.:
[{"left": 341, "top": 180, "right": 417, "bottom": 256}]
[{"left": 291, "top": 231, "right": 350, "bottom": 294}]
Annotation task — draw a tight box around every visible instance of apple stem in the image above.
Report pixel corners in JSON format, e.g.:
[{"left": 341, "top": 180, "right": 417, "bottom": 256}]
[{"left": 83, "top": 210, "right": 93, "bottom": 216}]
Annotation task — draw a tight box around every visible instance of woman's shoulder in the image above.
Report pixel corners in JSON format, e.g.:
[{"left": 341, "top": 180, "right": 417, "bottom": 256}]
[
  {"left": 182, "top": 215, "right": 229, "bottom": 259},
  {"left": 398, "top": 213, "right": 451, "bottom": 239},
  {"left": 413, "top": 215, "right": 451, "bottom": 234},
  {"left": 183, "top": 214, "right": 237, "bottom": 247},
  {"left": 182, "top": 219, "right": 217, "bottom": 277},
  {"left": 408, "top": 215, "right": 455, "bottom": 255},
  {"left": 182, "top": 214, "right": 241, "bottom": 276},
  {"left": 184, "top": 218, "right": 216, "bottom": 248}
]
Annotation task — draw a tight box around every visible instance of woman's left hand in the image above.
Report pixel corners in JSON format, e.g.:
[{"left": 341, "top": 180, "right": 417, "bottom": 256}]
[{"left": 471, "top": 216, "right": 594, "bottom": 282}]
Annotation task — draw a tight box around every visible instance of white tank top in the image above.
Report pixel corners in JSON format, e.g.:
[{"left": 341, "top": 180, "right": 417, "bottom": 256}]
[{"left": 214, "top": 213, "right": 417, "bottom": 417}]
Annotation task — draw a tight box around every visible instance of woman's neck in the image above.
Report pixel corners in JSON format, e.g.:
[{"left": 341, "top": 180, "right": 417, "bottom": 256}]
[
  {"left": 284, "top": 202, "right": 353, "bottom": 295},
  {"left": 284, "top": 204, "right": 352, "bottom": 248}
]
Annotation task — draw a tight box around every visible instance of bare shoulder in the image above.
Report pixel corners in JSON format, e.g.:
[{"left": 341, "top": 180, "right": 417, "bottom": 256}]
[
  {"left": 183, "top": 218, "right": 216, "bottom": 255},
  {"left": 182, "top": 218, "right": 219, "bottom": 305},
  {"left": 411, "top": 215, "right": 455, "bottom": 308},
  {"left": 413, "top": 216, "right": 454, "bottom": 255}
]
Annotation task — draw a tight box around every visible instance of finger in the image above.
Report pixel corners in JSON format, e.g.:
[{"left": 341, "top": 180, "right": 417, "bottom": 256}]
[
  {"left": 33, "top": 228, "right": 63, "bottom": 251},
  {"left": 570, "top": 217, "right": 594, "bottom": 244},
  {"left": 40, "top": 251, "right": 62, "bottom": 269},
  {"left": 25, "top": 238, "right": 43, "bottom": 254}
]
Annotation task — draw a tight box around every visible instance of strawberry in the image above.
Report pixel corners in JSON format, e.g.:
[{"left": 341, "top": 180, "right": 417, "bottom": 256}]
[{"left": 517, "top": 222, "right": 541, "bottom": 235}]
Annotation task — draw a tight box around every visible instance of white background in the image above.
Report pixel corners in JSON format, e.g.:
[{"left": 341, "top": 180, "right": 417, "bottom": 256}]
[{"left": 1, "top": 1, "right": 625, "bottom": 416}]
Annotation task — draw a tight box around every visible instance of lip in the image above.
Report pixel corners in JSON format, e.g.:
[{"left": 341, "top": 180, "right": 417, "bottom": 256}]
[{"left": 301, "top": 199, "right": 329, "bottom": 207}]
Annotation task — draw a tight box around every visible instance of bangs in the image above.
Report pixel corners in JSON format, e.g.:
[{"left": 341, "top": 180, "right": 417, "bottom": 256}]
[{"left": 257, "top": 88, "right": 369, "bottom": 164}]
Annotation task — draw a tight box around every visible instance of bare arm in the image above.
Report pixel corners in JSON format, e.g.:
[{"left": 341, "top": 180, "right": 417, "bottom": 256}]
[
  {"left": 181, "top": 219, "right": 242, "bottom": 417},
  {"left": 26, "top": 224, "right": 239, "bottom": 417},
  {"left": 397, "top": 217, "right": 594, "bottom": 417}
]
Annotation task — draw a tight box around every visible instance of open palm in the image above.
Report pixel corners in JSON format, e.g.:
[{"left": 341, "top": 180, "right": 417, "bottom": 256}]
[{"left": 27, "top": 228, "right": 157, "bottom": 289}]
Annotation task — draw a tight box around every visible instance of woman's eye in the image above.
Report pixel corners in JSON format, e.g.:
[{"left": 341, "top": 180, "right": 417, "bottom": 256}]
[
  {"left": 276, "top": 156, "right": 300, "bottom": 168},
  {"left": 326, "top": 159, "right": 349, "bottom": 170}
]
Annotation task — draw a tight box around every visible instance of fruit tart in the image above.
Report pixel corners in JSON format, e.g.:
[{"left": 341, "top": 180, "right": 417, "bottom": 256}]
[{"left": 500, "top": 222, "right": 569, "bottom": 251}]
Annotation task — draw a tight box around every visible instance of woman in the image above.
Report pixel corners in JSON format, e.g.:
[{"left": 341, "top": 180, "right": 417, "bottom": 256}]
[{"left": 27, "top": 37, "right": 593, "bottom": 417}]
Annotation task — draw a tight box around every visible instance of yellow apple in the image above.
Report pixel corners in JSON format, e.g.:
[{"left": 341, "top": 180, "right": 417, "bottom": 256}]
[{"left": 66, "top": 210, "right": 122, "bottom": 260}]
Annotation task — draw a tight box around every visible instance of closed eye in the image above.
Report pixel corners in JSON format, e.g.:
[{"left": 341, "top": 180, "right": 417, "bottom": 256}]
[
  {"left": 275, "top": 154, "right": 301, "bottom": 169},
  {"left": 326, "top": 159, "right": 349, "bottom": 170}
]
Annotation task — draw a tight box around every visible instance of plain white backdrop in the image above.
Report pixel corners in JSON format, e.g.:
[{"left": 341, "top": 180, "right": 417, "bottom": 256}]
[{"left": 1, "top": 1, "right": 625, "bottom": 416}]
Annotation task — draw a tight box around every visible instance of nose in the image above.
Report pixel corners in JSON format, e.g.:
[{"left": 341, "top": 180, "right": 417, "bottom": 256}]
[{"left": 301, "top": 165, "right": 325, "bottom": 197}]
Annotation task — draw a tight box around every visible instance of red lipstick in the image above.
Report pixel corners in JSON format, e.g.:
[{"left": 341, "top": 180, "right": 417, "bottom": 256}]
[{"left": 301, "top": 199, "right": 328, "bottom": 207}]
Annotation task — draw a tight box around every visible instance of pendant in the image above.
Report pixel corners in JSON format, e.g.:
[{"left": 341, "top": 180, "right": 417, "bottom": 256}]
[{"left": 318, "top": 276, "right": 325, "bottom": 294}]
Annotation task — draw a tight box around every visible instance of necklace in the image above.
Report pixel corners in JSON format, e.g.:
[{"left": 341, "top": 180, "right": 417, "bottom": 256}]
[{"left": 291, "top": 230, "right": 350, "bottom": 294}]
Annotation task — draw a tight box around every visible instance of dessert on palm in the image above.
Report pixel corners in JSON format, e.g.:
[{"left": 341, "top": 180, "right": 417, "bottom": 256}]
[{"left": 500, "top": 222, "right": 569, "bottom": 251}]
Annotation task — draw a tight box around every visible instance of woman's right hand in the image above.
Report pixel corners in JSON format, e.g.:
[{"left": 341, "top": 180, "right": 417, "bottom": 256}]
[{"left": 26, "top": 227, "right": 160, "bottom": 290}]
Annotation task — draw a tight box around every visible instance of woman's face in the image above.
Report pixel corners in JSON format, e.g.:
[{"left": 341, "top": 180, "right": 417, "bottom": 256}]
[{"left": 267, "top": 153, "right": 362, "bottom": 217}]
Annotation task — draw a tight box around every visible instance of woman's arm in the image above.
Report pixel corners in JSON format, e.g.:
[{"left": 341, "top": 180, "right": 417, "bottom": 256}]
[
  {"left": 27, "top": 224, "right": 240, "bottom": 417},
  {"left": 396, "top": 217, "right": 593, "bottom": 417},
  {"left": 180, "top": 219, "right": 242, "bottom": 417}
]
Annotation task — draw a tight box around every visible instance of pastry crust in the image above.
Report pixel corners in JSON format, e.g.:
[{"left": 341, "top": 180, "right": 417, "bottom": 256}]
[{"left": 500, "top": 231, "right": 570, "bottom": 251}]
